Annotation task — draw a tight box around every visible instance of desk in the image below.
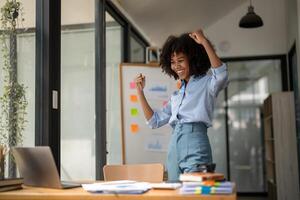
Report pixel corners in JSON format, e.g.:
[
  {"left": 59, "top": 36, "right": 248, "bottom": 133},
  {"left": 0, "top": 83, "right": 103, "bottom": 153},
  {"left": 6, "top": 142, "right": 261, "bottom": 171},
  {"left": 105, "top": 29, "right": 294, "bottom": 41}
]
[{"left": 0, "top": 185, "right": 236, "bottom": 200}]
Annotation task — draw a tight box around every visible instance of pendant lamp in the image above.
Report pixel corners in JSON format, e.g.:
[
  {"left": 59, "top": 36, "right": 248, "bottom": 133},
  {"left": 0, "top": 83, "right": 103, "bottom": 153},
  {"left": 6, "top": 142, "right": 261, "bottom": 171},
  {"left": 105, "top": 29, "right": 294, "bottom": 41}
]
[{"left": 239, "top": 0, "right": 263, "bottom": 28}]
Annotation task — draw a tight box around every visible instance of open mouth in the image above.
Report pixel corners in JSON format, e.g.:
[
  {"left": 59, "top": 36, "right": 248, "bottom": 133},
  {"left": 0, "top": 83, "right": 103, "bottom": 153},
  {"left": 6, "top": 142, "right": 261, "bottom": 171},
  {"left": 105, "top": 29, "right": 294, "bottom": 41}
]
[{"left": 176, "top": 70, "right": 184, "bottom": 75}]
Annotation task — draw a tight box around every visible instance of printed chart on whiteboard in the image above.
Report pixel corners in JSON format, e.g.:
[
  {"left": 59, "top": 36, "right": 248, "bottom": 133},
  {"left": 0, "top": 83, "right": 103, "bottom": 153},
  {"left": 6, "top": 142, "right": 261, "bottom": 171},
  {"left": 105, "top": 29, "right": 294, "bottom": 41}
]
[{"left": 120, "top": 64, "right": 178, "bottom": 165}]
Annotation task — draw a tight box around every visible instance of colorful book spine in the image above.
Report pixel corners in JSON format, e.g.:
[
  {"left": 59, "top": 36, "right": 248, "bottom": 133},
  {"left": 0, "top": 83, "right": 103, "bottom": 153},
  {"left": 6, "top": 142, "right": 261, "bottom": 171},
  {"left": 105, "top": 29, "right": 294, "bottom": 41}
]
[
  {"left": 179, "top": 185, "right": 233, "bottom": 195},
  {"left": 182, "top": 181, "right": 233, "bottom": 188}
]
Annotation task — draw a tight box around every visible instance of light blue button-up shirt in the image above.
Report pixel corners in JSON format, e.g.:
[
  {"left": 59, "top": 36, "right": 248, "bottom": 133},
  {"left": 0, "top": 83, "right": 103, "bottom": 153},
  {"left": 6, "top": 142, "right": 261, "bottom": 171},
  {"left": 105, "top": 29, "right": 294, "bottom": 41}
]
[{"left": 147, "top": 63, "right": 228, "bottom": 128}]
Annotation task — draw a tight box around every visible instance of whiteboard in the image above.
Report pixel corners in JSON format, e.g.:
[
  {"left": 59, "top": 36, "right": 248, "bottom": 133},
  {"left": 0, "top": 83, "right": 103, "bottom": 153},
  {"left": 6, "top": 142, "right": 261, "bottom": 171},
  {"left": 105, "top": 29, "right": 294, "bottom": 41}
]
[{"left": 120, "top": 63, "right": 178, "bottom": 165}]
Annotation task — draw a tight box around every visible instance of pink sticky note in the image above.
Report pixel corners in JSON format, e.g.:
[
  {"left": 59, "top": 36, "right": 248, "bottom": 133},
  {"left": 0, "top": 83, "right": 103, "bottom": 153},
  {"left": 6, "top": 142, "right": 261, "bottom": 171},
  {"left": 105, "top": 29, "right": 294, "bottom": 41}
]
[
  {"left": 163, "top": 101, "right": 168, "bottom": 106},
  {"left": 130, "top": 82, "right": 136, "bottom": 89}
]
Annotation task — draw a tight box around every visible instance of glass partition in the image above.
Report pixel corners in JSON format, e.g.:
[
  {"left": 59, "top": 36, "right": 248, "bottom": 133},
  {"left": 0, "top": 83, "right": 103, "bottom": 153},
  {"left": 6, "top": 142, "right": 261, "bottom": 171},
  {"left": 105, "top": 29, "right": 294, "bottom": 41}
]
[
  {"left": 61, "top": 0, "right": 95, "bottom": 180},
  {"left": 0, "top": 0, "right": 36, "bottom": 147},
  {"left": 130, "top": 35, "right": 145, "bottom": 63},
  {"left": 208, "top": 90, "right": 227, "bottom": 178},
  {"left": 0, "top": 0, "right": 35, "bottom": 177},
  {"left": 106, "top": 12, "right": 123, "bottom": 164},
  {"left": 17, "top": 31, "right": 35, "bottom": 147},
  {"left": 227, "top": 60, "right": 282, "bottom": 192}
]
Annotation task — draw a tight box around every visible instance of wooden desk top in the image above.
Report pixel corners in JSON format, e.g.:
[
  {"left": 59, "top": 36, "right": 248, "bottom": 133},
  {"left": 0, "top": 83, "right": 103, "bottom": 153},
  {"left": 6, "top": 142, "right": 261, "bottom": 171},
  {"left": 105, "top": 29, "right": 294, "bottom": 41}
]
[{"left": 0, "top": 185, "right": 236, "bottom": 200}]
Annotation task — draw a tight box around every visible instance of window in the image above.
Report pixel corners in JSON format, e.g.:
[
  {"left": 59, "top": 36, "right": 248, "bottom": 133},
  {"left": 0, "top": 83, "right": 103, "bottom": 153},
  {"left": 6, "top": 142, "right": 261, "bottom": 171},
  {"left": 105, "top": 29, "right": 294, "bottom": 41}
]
[
  {"left": 226, "top": 59, "right": 281, "bottom": 192},
  {"left": 130, "top": 34, "right": 145, "bottom": 63},
  {"left": 106, "top": 11, "right": 123, "bottom": 164},
  {"left": 0, "top": 0, "right": 36, "bottom": 147},
  {"left": 61, "top": 0, "right": 95, "bottom": 180}
]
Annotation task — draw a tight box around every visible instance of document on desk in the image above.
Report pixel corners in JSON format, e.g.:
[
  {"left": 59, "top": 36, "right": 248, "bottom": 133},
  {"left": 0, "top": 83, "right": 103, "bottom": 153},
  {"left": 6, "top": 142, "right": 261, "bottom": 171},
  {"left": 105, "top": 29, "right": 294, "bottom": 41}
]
[
  {"left": 82, "top": 181, "right": 152, "bottom": 194},
  {"left": 150, "top": 182, "right": 182, "bottom": 189}
]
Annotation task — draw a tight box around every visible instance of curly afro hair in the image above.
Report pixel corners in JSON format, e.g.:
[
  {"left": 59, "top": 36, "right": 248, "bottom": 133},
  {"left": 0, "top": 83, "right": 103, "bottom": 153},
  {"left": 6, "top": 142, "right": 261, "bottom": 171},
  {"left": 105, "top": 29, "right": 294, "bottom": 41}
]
[{"left": 160, "top": 33, "right": 211, "bottom": 80}]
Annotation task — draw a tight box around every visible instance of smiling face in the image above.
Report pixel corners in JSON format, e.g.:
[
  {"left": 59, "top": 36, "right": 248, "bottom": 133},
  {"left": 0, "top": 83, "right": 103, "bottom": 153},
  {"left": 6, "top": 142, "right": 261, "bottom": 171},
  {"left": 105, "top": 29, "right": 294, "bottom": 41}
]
[{"left": 171, "top": 52, "right": 190, "bottom": 82}]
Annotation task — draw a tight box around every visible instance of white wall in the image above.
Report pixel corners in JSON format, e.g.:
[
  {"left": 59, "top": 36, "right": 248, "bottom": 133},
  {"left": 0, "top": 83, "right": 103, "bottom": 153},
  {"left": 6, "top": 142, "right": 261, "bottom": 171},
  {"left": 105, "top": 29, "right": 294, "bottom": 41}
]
[
  {"left": 20, "top": 0, "right": 35, "bottom": 28},
  {"left": 0, "top": 0, "right": 35, "bottom": 28},
  {"left": 0, "top": 0, "right": 291, "bottom": 57},
  {"left": 287, "top": 0, "right": 299, "bottom": 49},
  {"left": 0, "top": 0, "right": 95, "bottom": 28},
  {"left": 109, "top": 0, "right": 289, "bottom": 58},
  {"left": 110, "top": 0, "right": 151, "bottom": 44},
  {"left": 205, "top": 0, "right": 287, "bottom": 58},
  {"left": 61, "top": 0, "right": 94, "bottom": 25}
]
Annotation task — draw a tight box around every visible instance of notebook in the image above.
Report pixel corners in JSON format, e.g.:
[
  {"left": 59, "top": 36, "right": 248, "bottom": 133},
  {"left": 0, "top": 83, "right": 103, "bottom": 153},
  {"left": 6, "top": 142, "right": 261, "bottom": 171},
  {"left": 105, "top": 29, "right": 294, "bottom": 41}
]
[{"left": 179, "top": 172, "right": 225, "bottom": 182}]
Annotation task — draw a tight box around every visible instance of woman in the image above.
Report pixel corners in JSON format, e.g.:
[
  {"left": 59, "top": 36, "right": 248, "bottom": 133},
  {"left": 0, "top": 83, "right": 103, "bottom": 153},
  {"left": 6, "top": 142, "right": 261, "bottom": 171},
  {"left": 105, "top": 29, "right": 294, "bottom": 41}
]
[{"left": 135, "top": 29, "right": 228, "bottom": 181}]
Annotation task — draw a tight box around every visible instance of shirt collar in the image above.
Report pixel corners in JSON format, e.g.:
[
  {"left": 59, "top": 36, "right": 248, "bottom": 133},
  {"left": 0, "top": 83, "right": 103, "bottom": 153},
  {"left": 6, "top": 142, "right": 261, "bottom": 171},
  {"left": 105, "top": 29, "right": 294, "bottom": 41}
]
[{"left": 180, "top": 74, "right": 205, "bottom": 87}]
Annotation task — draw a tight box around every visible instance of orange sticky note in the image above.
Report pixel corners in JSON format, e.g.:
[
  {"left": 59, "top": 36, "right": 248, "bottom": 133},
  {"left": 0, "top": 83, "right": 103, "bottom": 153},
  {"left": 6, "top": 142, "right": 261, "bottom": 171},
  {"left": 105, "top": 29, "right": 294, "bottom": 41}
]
[
  {"left": 131, "top": 124, "right": 139, "bottom": 134},
  {"left": 176, "top": 81, "right": 182, "bottom": 89},
  {"left": 130, "top": 82, "right": 136, "bottom": 89},
  {"left": 130, "top": 95, "right": 138, "bottom": 102}
]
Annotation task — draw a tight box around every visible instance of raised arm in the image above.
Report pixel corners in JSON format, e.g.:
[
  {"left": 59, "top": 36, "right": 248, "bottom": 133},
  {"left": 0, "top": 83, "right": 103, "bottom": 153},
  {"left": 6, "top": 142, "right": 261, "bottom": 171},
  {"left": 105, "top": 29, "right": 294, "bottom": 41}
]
[
  {"left": 135, "top": 73, "right": 172, "bottom": 129},
  {"left": 189, "top": 29, "right": 222, "bottom": 68},
  {"left": 189, "top": 29, "right": 228, "bottom": 96},
  {"left": 135, "top": 73, "right": 154, "bottom": 120}
]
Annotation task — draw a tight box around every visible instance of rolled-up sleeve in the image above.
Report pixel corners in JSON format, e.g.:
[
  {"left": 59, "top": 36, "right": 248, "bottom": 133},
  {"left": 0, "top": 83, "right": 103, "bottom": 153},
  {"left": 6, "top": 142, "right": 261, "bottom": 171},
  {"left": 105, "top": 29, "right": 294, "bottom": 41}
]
[
  {"left": 208, "top": 63, "right": 229, "bottom": 97},
  {"left": 146, "top": 99, "right": 172, "bottom": 129}
]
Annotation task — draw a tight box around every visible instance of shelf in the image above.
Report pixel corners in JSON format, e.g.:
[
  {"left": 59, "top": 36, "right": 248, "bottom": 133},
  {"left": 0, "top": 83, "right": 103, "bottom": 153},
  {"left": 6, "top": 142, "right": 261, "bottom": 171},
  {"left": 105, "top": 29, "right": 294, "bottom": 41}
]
[{"left": 263, "top": 92, "right": 300, "bottom": 200}]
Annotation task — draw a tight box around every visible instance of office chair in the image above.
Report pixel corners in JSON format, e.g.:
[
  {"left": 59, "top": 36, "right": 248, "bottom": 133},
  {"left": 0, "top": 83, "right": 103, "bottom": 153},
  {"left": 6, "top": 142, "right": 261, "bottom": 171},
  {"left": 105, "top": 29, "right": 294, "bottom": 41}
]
[{"left": 103, "top": 163, "right": 164, "bottom": 183}]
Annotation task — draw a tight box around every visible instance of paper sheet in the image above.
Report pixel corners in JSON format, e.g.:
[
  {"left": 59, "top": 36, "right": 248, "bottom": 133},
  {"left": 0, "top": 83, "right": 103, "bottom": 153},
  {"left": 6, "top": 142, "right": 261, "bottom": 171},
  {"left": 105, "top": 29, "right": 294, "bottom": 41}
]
[{"left": 82, "top": 181, "right": 152, "bottom": 194}]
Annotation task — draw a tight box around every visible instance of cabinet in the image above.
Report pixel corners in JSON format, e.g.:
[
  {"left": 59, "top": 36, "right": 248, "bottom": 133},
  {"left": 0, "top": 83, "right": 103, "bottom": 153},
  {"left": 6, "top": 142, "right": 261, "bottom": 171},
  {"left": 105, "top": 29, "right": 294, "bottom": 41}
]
[{"left": 263, "top": 92, "right": 300, "bottom": 200}]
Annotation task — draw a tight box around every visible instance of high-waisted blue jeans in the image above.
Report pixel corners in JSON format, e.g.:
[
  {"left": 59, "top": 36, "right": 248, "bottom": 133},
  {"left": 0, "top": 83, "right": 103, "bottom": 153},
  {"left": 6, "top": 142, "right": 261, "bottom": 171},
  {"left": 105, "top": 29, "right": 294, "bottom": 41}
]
[{"left": 167, "top": 122, "right": 212, "bottom": 181}]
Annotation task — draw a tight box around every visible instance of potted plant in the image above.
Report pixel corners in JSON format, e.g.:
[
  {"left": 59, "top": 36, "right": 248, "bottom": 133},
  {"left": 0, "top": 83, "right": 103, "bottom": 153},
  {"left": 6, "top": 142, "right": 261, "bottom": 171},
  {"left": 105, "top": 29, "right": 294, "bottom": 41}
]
[{"left": 0, "top": 0, "right": 27, "bottom": 179}]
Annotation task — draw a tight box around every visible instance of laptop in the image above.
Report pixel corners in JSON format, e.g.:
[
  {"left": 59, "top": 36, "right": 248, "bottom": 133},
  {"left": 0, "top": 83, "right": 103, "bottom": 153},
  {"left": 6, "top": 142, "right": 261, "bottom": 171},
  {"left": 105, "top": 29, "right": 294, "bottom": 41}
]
[{"left": 12, "top": 146, "right": 81, "bottom": 189}]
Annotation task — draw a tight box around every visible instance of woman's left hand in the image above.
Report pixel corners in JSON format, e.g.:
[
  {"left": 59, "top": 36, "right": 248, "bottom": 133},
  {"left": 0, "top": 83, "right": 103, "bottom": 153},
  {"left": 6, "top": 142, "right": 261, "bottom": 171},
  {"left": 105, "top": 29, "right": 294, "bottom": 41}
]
[{"left": 189, "top": 29, "right": 207, "bottom": 45}]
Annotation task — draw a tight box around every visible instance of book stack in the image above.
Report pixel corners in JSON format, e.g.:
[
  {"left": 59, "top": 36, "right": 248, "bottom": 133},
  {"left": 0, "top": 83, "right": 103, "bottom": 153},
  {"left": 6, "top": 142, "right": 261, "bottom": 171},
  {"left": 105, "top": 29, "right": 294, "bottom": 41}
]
[
  {"left": 179, "top": 172, "right": 234, "bottom": 195},
  {"left": 0, "top": 178, "right": 23, "bottom": 192}
]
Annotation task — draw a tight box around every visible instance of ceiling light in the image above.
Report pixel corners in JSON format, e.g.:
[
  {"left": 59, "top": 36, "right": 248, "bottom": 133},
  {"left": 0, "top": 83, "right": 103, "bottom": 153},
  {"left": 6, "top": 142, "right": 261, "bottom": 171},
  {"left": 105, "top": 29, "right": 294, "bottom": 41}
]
[{"left": 239, "top": 0, "right": 263, "bottom": 28}]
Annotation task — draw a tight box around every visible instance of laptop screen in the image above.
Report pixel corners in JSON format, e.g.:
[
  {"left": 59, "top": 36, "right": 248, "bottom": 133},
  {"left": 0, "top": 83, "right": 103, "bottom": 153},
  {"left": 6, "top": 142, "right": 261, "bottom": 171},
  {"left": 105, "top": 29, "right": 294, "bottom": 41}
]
[{"left": 13, "top": 147, "right": 62, "bottom": 188}]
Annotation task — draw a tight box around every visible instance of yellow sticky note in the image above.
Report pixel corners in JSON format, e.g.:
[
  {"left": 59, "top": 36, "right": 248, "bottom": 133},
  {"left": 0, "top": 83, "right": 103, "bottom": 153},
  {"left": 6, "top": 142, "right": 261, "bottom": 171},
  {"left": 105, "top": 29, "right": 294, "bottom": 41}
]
[
  {"left": 131, "top": 124, "right": 139, "bottom": 134},
  {"left": 130, "top": 95, "right": 138, "bottom": 103},
  {"left": 131, "top": 108, "right": 138, "bottom": 116}
]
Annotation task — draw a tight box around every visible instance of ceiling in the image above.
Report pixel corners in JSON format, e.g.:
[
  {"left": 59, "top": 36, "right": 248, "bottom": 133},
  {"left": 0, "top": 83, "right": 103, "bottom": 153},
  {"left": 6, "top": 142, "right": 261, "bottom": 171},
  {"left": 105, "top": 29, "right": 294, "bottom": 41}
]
[{"left": 114, "top": 0, "right": 247, "bottom": 47}]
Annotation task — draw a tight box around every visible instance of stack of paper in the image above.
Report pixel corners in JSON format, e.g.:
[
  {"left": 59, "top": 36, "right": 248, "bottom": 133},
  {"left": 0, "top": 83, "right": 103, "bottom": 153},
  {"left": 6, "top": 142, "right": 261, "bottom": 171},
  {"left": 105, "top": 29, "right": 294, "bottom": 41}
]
[
  {"left": 150, "top": 182, "right": 182, "bottom": 190},
  {"left": 179, "top": 180, "right": 234, "bottom": 195},
  {"left": 82, "top": 180, "right": 152, "bottom": 194}
]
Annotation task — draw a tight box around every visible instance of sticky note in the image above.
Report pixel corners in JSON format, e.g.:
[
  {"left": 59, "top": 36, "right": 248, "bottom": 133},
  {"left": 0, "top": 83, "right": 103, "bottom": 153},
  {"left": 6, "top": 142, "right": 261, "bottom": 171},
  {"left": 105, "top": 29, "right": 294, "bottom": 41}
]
[
  {"left": 131, "top": 124, "right": 139, "bottom": 133},
  {"left": 176, "top": 81, "right": 181, "bottom": 89},
  {"left": 130, "top": 82, "right": 136, "bottom": 89},
  {"left": 130, "top": 95, "right": 138, "bottom": 103},
  {"left": 131, "top": 108, "right": 138, "bottom": 116},
  {"left": 163, "top": 101, "right": 168, "bottom": 106}
]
